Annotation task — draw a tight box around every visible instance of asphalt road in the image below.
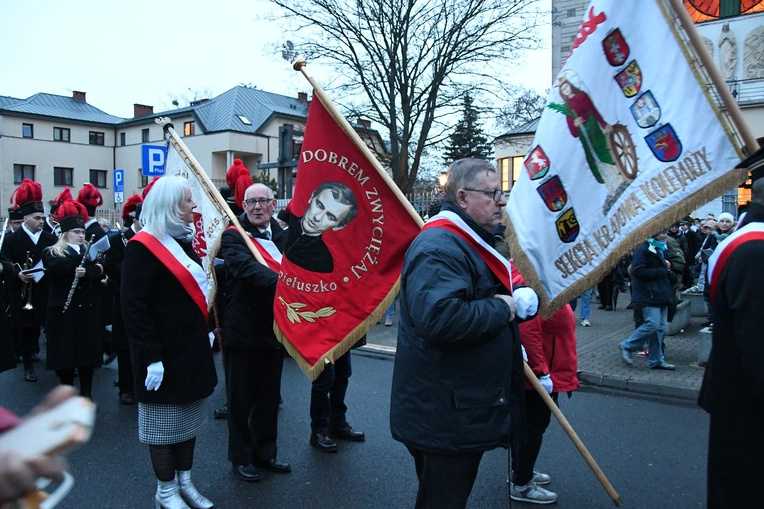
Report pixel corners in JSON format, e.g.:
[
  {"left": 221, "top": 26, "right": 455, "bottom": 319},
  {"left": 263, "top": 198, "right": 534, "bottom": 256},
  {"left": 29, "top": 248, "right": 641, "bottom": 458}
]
[{"left": 2, "top": 351, "right": 709, "bottom": 509}]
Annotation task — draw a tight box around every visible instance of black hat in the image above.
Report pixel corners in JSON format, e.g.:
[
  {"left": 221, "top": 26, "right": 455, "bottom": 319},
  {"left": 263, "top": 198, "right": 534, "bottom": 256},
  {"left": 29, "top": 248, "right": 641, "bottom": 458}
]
[
  {"left": 7, "top": 207, "right": 23, "bottom": 221},
  {"left": 736, "top": 146, "right": 764, "bottom": 182},
  {"left": 59, "top": 214, "right": 86, "bottom": 232}
]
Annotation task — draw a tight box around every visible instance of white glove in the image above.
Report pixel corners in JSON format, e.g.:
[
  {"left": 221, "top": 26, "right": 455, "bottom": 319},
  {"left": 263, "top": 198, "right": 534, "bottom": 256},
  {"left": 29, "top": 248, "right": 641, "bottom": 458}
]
[
  {"left": 521, "top": 345, "right": 528, "bottom": 362},
  {"left": 145, "top": 361, "right": 164, "bottom": 391},
  {"left": 208, "top": 331, "right": 215, "bottom": 347},
  {"left": 539, "top": 374, "right": 553, "bottom": 394},
  {"left": 513, "top": 287, "right": 539, "bottom": 320}
]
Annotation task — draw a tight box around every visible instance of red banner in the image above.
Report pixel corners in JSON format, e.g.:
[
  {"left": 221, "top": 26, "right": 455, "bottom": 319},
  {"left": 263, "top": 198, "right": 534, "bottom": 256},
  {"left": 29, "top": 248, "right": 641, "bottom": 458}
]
[{"left": 274, "top": 97, "right": 420, "bottom": 380}]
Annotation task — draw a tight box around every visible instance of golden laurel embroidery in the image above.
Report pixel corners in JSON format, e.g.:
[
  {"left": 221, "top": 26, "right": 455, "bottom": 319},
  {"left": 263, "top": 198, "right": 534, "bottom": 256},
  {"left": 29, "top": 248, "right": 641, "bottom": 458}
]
[{"left": 278, "top": 297, "right": 336, "bottom": 324}]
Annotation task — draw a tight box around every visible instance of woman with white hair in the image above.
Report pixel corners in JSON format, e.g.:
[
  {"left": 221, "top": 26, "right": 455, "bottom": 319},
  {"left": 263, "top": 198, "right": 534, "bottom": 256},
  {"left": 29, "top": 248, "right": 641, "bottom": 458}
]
[{"left": 121, "top": 176, "right": 216, "bottom": 509}]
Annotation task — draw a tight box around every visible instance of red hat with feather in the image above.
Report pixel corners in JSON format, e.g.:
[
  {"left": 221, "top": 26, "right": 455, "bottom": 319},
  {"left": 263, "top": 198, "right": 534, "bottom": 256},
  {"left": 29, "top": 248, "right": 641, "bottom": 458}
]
[
  {"left": 10, "top": 179, "right": 44, "bottom": 217},
  {"left": 76, "top": 183, "right": 103, "bottom": 217},
  {"left": 54, "top": 199, "right": 88, "bottom": 233},
  {"left": 122, "top": 194, "right": 144, "bottom": 222}
]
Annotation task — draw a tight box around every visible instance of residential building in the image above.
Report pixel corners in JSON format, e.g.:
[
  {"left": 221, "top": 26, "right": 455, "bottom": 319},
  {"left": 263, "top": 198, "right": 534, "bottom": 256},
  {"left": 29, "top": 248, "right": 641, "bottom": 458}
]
[
  {"left": 0, "top": 87, "right": 387, "bottom": 216},
  {"left": 497, "top": 0, "right": 764, "bottom": 216}
]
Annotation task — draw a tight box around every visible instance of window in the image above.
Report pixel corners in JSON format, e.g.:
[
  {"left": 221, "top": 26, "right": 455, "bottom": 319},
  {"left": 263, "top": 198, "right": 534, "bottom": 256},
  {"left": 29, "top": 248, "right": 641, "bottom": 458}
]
[
  {"left": 53, "top": 127, "right": 70, "bottom": 142},
  {"left": 498, "top": 157, "right": 524, "bottom": 192},
  {"left": 22, "top": 124, "right": 33, "bottom": 138},
  {"left": 54, "top": 167, "right": 73, "bottom": 186},
  {"left": 292, "top": 141, "right": 302, "bottom": 160},
  {"left": 90, "top": 170, "right": 107, "bottom": 188},
  {"left": 237, "top": 115, "right": 251, "bottom": 125},
  {"left": 89, "top": 131, "right": 105, "bottom": 145},
  {"left": 140, "top": 170, "right": 149, "bottom": 188},
  {"left": 13, "top": 164, "right": 34, "bottom": 184},
  {"left": 141, "top": 128, "right": 150, "bottom": 143},
  {"left": 120, "top": 132, "right": 126, "bottom": 146},
  {"left": 184, "top": 121, "right": 195, "bottom": 136},
  {"left": 567, "top": 8, "right": 577, "bottom": 17}
]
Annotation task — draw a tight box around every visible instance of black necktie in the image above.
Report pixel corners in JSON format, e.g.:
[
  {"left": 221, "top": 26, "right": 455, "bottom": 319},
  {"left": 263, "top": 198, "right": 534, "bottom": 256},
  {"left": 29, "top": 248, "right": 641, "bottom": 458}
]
[{"left": 263, "top": 231, "right": 271, "bottom": 241}]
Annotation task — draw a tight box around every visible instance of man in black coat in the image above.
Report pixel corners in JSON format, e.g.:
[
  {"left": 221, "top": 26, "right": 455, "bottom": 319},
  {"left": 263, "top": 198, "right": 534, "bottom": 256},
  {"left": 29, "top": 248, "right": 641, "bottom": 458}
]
[
  {"left": 1, "top": 198, "right": 56, "bottom": 382},
  {"left": 221, "top": 183, "right": 291, "bottom": 482},
  {"left": 103, "top": 195, "right": 143, "bottom": 405},
  {"left": 390, "top": 159, "right": 538, "bottom": 509},
  {"left": 619, "top": 230, "right": 677, "bottom": 370},
  {"left": 679, "top": 219, "right": 701, "bottom": 289},
  {"left": 698, "top": 162, "right": 764, "bottom": 508}
]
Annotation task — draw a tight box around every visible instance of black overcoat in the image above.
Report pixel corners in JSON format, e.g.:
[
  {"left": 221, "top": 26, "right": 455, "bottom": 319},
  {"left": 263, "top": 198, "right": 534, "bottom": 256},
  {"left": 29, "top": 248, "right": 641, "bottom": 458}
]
[
  {"left": 0, "top": 228, "right": 57, "bottom": 328},
  {"left": 42, "top": 247, "right": 103, "bottom": 370},
  {"left": 698, "top": 203, "right": 764, "bottom": 508},
  {"left": 0, "top": 260, "right": 16, "bottom": 373},
  {"left": 121, "top": 236, "right": 217, "bottom": 404},
  {"left": 220, "top": 215, "right": 286, "bottom": 351},
  {"left": 103, "top": 228, "right": 134, "bottom": 351},
  {"left": 390, "top": 203, "right": 525, "bottom": 453}
]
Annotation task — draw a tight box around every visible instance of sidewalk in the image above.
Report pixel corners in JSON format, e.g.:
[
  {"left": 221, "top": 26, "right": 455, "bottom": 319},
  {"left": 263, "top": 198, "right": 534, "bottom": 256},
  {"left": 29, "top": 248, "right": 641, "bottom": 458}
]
[{"left": 363, "top": 299, "right": 706, "bottom": 400}]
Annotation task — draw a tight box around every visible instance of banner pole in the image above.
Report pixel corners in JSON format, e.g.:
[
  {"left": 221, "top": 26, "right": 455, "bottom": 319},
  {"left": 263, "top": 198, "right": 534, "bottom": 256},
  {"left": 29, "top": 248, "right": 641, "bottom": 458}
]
[
  {"left": 292, "top": 59, "right": 425, "bottom": 228},
  {"left": 156, "top": 117, "right": 269, "bottom": 267},
  {"left": 667, "top": 0, "right": 759, "bottom": 154},
  {"left": 524, "top": 362, "right": 623, "bottom": 507}
]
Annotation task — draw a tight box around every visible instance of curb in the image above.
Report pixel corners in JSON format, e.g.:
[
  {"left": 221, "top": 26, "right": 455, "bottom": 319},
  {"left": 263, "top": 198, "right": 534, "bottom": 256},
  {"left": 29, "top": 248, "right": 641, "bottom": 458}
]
[
  {"left": 578, "top": 371, "right": 700, "bottom": 400},
  {"left": 358, "top": 343, "right": 397, "bottom": 357}
]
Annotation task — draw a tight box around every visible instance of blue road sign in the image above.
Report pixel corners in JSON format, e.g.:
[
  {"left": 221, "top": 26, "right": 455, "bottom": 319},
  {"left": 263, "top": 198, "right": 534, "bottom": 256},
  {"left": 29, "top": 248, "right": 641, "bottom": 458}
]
[
  {"left": 142, "top": 145, "right": 167, "bottom": 176},
  {"left": 114, "top": 169, "right": 124, "bottom": 193}
]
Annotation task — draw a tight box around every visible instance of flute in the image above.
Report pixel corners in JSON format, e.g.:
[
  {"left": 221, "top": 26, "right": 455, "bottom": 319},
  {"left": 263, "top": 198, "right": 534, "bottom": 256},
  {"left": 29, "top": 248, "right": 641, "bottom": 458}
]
[
  {"left": 0, "top": 218, "right": 9, "bottom": 252},
  {"left": 63, "top": 234, "right": 95, "bottom": 313}
]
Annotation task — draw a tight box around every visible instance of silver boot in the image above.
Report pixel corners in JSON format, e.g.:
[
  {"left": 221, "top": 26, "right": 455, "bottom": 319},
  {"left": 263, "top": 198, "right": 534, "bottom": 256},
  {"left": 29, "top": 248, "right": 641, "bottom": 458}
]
[
  {"left": 155, "top": 479, "right": 190, "bottom": 509},
  {"left": 177, "top": 470, "right": 213, "bottom": 509}
]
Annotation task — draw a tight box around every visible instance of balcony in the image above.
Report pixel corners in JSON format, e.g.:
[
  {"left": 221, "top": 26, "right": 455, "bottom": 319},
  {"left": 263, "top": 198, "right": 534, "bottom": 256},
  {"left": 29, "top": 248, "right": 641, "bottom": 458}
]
[{"left": 728, "top": 78, "right": 764, "bottom": 105}]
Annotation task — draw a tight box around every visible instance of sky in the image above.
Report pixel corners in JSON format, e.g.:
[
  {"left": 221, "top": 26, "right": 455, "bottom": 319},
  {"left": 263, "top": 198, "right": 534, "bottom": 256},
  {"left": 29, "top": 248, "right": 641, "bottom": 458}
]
[{"left": 0, "top": 0, "right": 552, "bottom": 123}]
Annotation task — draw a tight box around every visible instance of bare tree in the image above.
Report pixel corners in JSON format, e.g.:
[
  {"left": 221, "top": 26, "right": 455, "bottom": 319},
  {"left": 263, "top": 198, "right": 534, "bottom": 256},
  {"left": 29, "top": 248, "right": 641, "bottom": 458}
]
[
  {"left": 161, "top": 87, "right": 215, "bottom": 110},
  {"left": 496, "top": 86, "right": 547, "bottom": 132},
  {"left": 268, "top": 0, "right": 542, "bottom": 193}
]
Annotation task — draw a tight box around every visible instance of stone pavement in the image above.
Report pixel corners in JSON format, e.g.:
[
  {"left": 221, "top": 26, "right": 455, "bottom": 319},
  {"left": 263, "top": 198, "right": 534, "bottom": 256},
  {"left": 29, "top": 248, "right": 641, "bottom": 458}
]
[{"left": 363, "top": 297, "right": 706, "bottom": 400}]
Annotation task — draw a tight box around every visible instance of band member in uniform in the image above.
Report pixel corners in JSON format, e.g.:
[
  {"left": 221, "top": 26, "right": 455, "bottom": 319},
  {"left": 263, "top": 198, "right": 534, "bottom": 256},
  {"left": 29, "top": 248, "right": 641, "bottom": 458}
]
[
  {"left": 1, "top": 180, "right": 57, "bottom": 382},
  {"left": 7, "top": 208, "right": 23, "bottom": 233},
  {"left": 103, "top": 193, "right": 143, "bottom": 405},
  {"left": 221, "top": 180, "right": 292, "bottom": 481},
  {"left": 122, "top": 176, "right": 216, "bottom": 509},
  {"left": 42, "top": 200, "right": 104, "bottom": 400},
  {"left": 45, "top": 187, "right": 71, "bottom": 236}
]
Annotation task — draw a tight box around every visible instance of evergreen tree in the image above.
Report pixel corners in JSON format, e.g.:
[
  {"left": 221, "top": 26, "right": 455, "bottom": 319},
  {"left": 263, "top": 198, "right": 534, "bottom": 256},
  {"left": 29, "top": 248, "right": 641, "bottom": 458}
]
[{"left": 443, "top": 93, "right": 492, "bottom": 164}]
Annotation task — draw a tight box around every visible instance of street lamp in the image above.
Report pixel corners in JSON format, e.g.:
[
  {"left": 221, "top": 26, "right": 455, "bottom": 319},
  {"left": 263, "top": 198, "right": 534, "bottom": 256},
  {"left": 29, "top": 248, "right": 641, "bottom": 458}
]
[{"left": 438, "top": 171, "right": 448, "bottom": 188}]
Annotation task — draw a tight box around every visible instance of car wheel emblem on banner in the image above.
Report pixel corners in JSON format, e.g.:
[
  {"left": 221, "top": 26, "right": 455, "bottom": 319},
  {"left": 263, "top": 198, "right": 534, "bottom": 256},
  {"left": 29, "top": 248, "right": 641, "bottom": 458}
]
[
  {"left": 555, "top": 208, "right": 580, "bottom": 243},
  {"left": 537, "top": 175, "right": 568, "bottom": 212},
  {"left": 603, "top": 29, "right": 629, "bottom": 67},
  {"left": 615, "top": 61, "right": 642, "bottom": 98},
  {"left": 630, "top": 91, "right": 661, "bottom": 129},
  {"left": 524, "top": 145, "right": 550, "bottom": 180},
  {"left": 644, "top": 124, "right": 683, "bottom": 162}
]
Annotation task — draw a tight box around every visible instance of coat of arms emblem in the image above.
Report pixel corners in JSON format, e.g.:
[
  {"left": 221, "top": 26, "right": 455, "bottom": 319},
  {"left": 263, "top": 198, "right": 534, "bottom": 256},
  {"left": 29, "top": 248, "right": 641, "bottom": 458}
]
[
  {"left": 603, "top": 29, "right": 630, "bottom": 67},
  {"left": 524, "top": 145, "right": 550, "bottom": 181},
  {"left": 630, "top": 91, "right": 661, "bottom": 129},
  {"left": 537, "top": 175, "right": 568, "bottom": 212},
  {"left": 615, "top": 61, "right": 642, "bottom": 98}
]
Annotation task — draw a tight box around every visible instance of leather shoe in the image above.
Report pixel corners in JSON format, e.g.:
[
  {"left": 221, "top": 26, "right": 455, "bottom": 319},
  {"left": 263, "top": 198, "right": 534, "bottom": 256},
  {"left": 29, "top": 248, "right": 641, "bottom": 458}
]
[
  {"left": 310, "top": 431, "right": 338, "bottom": 453},
  {"left": 254, "top": 458, "right": 291, "bottom": 473},
  {"left": 119, "top": 393, "right": 136, "bottom": 405},
  {"left": 650, "top": 362, "right": 676, "bottom": 370},
  {"left": 330, "top": 422, "right": 365, "bottom": 442},
  {"left": 213, "top": 404, "right": 228, "bottom": 420},
  {"left": 232, "top": 464, "right": 260, "bottom": 482},
  {"left": 24, "top": 369, "right": 37, "bottom": 382}
]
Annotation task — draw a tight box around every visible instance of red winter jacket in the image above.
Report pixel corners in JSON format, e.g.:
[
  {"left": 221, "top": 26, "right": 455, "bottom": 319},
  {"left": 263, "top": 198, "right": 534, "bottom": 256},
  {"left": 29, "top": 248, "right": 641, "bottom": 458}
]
[{"left": 511, "top": 261, "right": 580, "bottom": 393}]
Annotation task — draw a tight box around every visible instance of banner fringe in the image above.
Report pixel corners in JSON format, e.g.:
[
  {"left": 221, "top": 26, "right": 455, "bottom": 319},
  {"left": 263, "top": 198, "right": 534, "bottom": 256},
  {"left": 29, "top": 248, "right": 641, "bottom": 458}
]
[
  {"left": 505, "top": 168, "right": 746, "bottom": 319},
  {"left": 274, "top": 279, "right": 401, "bottom": 381}
]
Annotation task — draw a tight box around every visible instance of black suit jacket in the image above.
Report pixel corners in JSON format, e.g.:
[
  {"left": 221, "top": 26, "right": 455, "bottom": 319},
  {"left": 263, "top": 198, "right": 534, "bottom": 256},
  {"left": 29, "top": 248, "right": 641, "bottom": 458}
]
[{"left": 220, "top": 215, "right": 286, "bottom": 350}]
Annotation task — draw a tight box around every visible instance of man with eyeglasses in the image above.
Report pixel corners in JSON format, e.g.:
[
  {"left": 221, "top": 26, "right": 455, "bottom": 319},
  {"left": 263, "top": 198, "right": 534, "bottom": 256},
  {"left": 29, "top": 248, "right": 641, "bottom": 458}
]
[
  {"left": 1, "top": 180, "right": 57, "bottom": 382},
  {"left": 220, "top": 182, "right": 291, "bottom": 482},
  {"left": 284, "top": 181, "right": 358, "bottom": 274},
  {"left": 391, "top": 158, "right": 538, "bottom": 509}
]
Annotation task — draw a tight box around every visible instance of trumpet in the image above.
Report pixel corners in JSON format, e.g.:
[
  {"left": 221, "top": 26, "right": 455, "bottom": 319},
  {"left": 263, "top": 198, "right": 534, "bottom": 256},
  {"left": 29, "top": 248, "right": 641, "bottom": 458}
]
[
  {"left": 63, "top": 234, "right": 95, "bottom": 313},
  {"left": 21, "top": 251, "right": 34, "bottom": 311}
]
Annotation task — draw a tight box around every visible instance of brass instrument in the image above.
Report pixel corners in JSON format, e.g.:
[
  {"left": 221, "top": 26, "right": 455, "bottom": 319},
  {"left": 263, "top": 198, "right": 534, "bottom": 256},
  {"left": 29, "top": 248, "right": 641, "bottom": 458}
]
[{"left": 21, "top": 251, "right": 34, "bottom": 311}]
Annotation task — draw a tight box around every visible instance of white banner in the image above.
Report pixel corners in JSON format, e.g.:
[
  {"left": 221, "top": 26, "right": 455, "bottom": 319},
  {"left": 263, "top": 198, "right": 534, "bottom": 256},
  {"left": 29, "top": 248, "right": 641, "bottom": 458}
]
[
  {"left": 164, "top": 142, "right": 227, "bottom": 300},
  {"left": 506, "top": 0, "right": 745, "bottom": 317}
]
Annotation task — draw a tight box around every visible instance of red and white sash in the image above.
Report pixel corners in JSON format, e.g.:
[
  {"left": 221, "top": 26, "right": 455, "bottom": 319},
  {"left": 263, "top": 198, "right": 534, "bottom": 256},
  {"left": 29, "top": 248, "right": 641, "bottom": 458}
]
[
  {"left": 226, "top": 226, "right": 282, "bottom": 273},
  {"left": 708, "top": 222, "right": 764, "bottom": 303},
  {"left": 131, "top": 229, "right": 210, "bottom": 322},
  {"left": 422, "top": 210, "right": 513, "bottom": 294}
]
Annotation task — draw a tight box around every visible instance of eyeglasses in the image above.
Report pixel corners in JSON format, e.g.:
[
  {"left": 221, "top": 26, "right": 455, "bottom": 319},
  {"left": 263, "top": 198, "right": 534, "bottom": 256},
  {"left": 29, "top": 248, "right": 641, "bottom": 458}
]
[
  {"left": 462, "top": 188, "right": 505, "bottom": 202},
  {"left": 70, "top": 229, "right": 86, "bottom": 235},
  {"left": 244, "top": 198, "right": 273, "bottom": 207}
]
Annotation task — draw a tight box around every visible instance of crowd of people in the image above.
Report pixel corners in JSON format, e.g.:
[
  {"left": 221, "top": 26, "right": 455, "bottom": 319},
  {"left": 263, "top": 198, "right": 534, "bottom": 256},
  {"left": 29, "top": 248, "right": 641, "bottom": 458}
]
[{"left": 0, "top": 154, "right": 760, "bottom": 508}]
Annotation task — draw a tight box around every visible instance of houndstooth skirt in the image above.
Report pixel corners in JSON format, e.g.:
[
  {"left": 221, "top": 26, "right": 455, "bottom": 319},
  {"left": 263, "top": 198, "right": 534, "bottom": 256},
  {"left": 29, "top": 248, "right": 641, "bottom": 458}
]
[{"left": 138, "top": 398, "right": 208, "bottom": 445}]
